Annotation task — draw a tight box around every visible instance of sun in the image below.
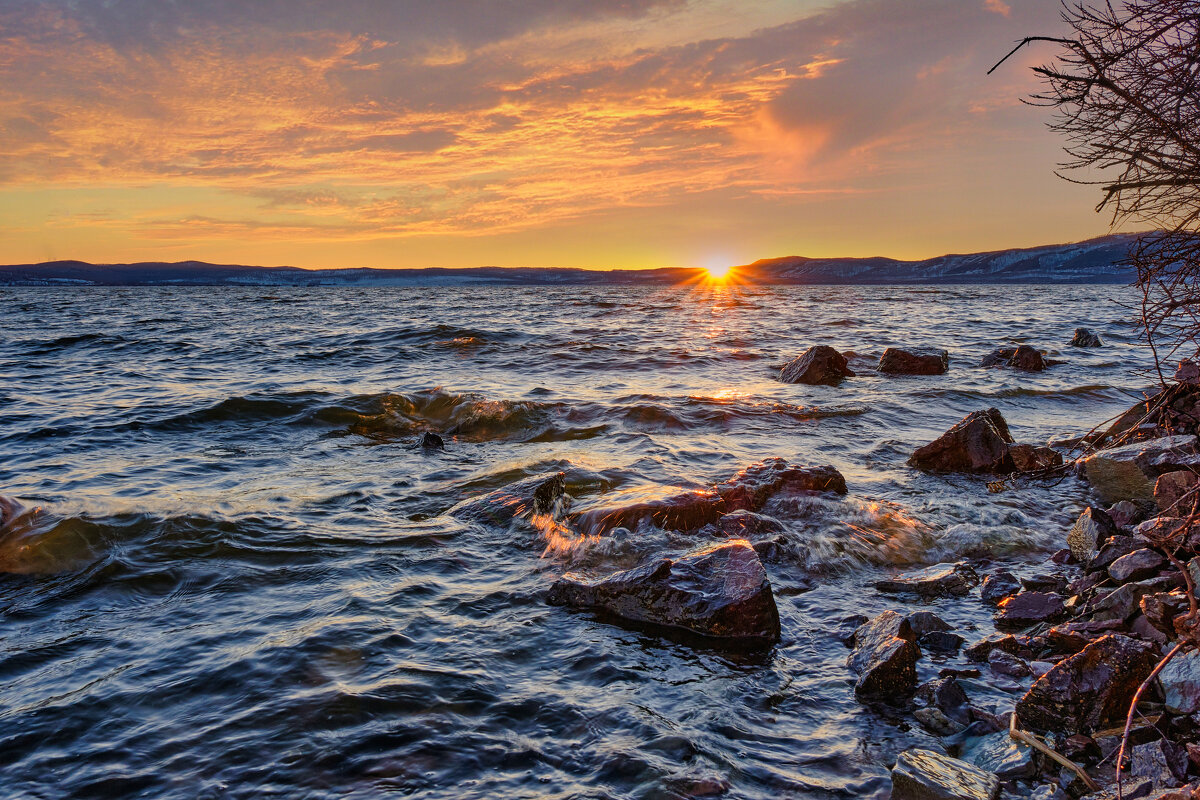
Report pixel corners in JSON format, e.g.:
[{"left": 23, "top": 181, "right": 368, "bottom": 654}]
[{"left": 706, "top": 265, "right": 732, "bottom": 280}]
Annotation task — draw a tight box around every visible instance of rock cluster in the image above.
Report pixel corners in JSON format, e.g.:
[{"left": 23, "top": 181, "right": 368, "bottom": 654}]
[
  {"left": 981, "top": 344, "right": 1048, "bottom": 371},
  {"left": 909, "top": 408, "right": 1063, "bottom": 474}
]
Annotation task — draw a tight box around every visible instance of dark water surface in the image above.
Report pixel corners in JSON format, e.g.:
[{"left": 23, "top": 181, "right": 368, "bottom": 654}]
[{"left": 0, "top": 285, "right": 1154, "bottom": 799}]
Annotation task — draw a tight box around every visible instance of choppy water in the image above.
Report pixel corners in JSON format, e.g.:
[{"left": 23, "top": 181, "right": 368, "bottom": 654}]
[{"left": 0, "top": 284, "right": 1157, "bottom": 799}]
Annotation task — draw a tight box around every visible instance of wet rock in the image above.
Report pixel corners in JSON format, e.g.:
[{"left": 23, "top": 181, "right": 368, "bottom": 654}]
[
  {"left": 1177, "top": 360, "right": 1200, "bottom": 385},
  {"left": 1157, "top": 649, "right": 1200, "bottom": 715},
  {"left": 890, "top": 749, "right": 1000, "bottom": 800},
  {"left": 877, "top": 562, "right": 980, "bottom": 597},
  {"left": 1043, "top": 620, "right": 1127, "bottom": 655},
  {"left": 981, "top": 571, "right": 1022, "bottom": 606},
  {"left": 915, "top": 707, "right": 967, "bottom": 736},
  {"left": 921, "top": 631, "right": 966, "bottom": 653},
  {"left": 449, "top": 472, "right": 567, "bottom": 525},
  {"left": 988, "top": 649, "right": 1030, "bottom": 678},
  {"left": 1030, "top": 660, "right": 1054, "bottom": 678},
  {"left": 1009, "top": 443, "right": 1065, "bottom": 472},
  {"left": 1072, "top": 328, "right": 1104, "bottom": 348},
  {"left": 1022, "top": 574, "right": 1069, "bottom": 593},
  {"left": 1141, "top": 592, "right": 1187, "bottom": 637},
  {"left": 995, "top": 592, "right": 1066, "bottom": 630},
  {"left": 1015, "top": 634, "right": 1159, "bottom": 732},
  {"left": 1087, "top": 583, "right": 1152, "bottom": 623},
  {"left": 981, "top": 345, "right": 1047, "bottom": 371},
  {"left": 879, "top": 347, "right": 950, "bottom": 376},
  {"left": 908, "top": 611, "right": 954, "bottom": 637},
  {"left": 716, "top": 458, "right": 847, "bottom": 508},
  {"left": 0, "top": 496, "right": 21, "bottom": 530},
  {"left": 419, "top": 431, "right": 445, "bottom": 450},
  {"left": 1110, "top": 549, "right": 1167, "bottom": 583},
  {"left": 909, "top": 408, "right": 1015, "bottom": 474},
  {"left": 1068, "top": 506, "right": 1121, "bottom": 562},
  {"left": 1131, "top": 739, "right": 1189, "bottom": 790},
  {"left": 916, "top": 676, "right": 971, "bottom": 725},
  {"left": 545, "top": 540, "right": 780, "bottom": 646},
  {"left": 573, "top": 489, "right": 725, "bottom": 534},
  {"left": 779, "top": 345, "right": 855, "bottom": 386},
  {"left": 1088, "top": 535, "right": 1141, "bottom": 573},
  {"left": 961, "top": 731, "right": 1036, "bottom": 781},
  {"left": 848, "top": 611, "right": 920, "bottom": 697},
  {"left": 714, "top": 510, "right": 784, "bottom": 537},
  {"left": 966, "top": 634, "right": 1029, "bottom": 663},
  {"left": 833, "top": 613, "right": 870, "bottom": 647},
  {"left": 1155, "top": 470, "right": 1199, "bottom": 516},
  {"left": 750, "top": 536, "right": 789, "bottom": 562},
  {"left": 1030, "top": 786, "right": 1068, "bottom": 800},
  {"left": 1082, "top": 435, "right": 1200, "bottom": 506}
]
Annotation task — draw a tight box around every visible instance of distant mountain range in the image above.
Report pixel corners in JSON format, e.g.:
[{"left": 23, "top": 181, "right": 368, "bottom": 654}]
[{"left": 0, "top": 234, "right": 1141, "bottom": 287}]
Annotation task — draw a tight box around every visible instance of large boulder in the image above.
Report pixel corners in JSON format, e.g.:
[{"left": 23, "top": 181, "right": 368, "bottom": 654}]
[
  {"left": 572, "top": 459, "right": 845, "bottom": 534},
  {"left": 1068, "top": 506, "right": 1122, "bottom": 562},
  {"left": 981, "top": 345, "right": 1047, "bottom": 371},
  {"left": 890, "top": 749, "right": 1000, "bottom": 800},
  {"left": 1071, "top": 328, "right": 1103, "bottom": 347},
  {"left": 779, "top": 345, "right": 855, "bottom": 386},
  {"left": 1015, "top": 634, "right": 1160, "bottom": 732},
  {"left": 875, "top": 562, "right": 980, "bottom": 597},
  {"left": 848, "top": 610, "right": 920, "bottom": 696},
  {"left": 879, "top": 348, "right": 950, "bottom": 376},
  {"left": 545, "top": 540, "right": 780, "bottom": 646},
  {"left": 909, "top": 408, "right": 1014, "bottom": 473},
  {"left": 1081, "top": 435, "right": 1200, "bottom": 506},
  {"left": 448, "top": 472, "right": 567, "bottom": 525}
]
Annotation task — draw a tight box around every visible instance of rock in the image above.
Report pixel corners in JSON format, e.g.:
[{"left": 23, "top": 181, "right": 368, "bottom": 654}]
[
  {"left": 966, "top": 634, "right": 1029, "bottom": 663},
  {"left": 880, "top": 348, "right": 950, "bottom": 376},
  {"left": 574, "top": 458, "right": 846, "bottom": 534},
  {"left": 419, "top": 431, "right": 445, "bottom": 450},
  {"left": 1030, "top": 786, "right": 1068, "bottom": 800},
  {"left": 877, "top": 562, "right": 981, "bottom": 597},
  {"left": 909, "top": 409, "right": 1016, "bottom": 474},
  {"left": 1043, "top": 620, "right": 1127, "bottom": 654},
  {"left": 1108, "top": 500, "right": 1144, "bottom": 528},
  {"left": 1155, "top": 471, "right": 1199, "bottom": 516},
  {"left": 449, "top": 472, "right": 567, "bottom": 525},
  {"left": 981, "top": 571, "right": 1022, "bottom": 606},
  {"left": 779, "top": 345, "right": 855, "bottom": 386},
  {"left": 1176, "top": 360, "right": 1200, "bottom": 386},
  {"left": 961, "top": 731, "right": 1036, "bottom": 780},
  {"left": 988, "top": 649, "right": 1030, "bottom": 678},
  {"left": 921, "top": 631, "right": 966, "bottom": 653},
  {"left": 1110, "top": 549, "right": 1167, "bottom": 583},
  {"left": 1082, "top": 435, "right": 1200, "bottom": 506},
  {"left": 545, "top": 540, "right": 780, "bottom": 646},
  {"left": 1071, "top": 328, "right": 1104, "bottom": 347},
  {"left": 714, "top": 510, "right": 785, "bottom": 537},
  {"left": 890, "top": 749, "right": 1000, "bottom": 800},
  {"left": 1131, "top": 739, "right": 1189, "bottom": 790},
  {"left": 1078, "top": 779, "right": 1155, "bottom": 800},
  {"left": 1015, "top": 634, "right": 1160, "bottom": 732},
  {"left": 1089, "top": 535, "right": 1141, "bottom": 573},
  {"left": 1157, "top": 649, "right": 1200, "bottom": 715},
  {"left": 751, "top": 535, "right": 789, "bottom": 562},
  {"left": 1069, "top": 507, "right": 1122, "bottom": 562},
  {"left": 1130, "top": 614, "right": 1169, "bottom": 645},
  {"left": 833, "top": 613, "right": 870, "bottom": 646},
  {"left": 915, "top": 706, "right": 967, "bottom": 736},
  {"left": 0, "top": 496, "right": 22, "bottom": 531},
  {"left": 848, "top": 611, "right": 920, "bottom": 696},
  {"left": 916, "top": 676, "right": 971, "bottom": 725},
  {"left": 908, "top": 611, "right": 954, "bottom": 637},
  {"left": 995, "top": 592, "right": 1066, "bottom": 630},
  {"left": 1009, "top": 443, "right": 1065, "bottom": 472},
  {"left": 1030, "top": 660, "right": 1054, "bottom": 678},
  {"left": 981, "top": 345, "right": 1047, "bottom": 371},
  {"left": 1141, "top": 592, "right": 1187, "bottom": 637},
  {"left": 1022, "top": 574, "right": 1069, "bottom": 593},
  {"left": 1087, "top": 583, "right": 1152, "bottom": 623}
]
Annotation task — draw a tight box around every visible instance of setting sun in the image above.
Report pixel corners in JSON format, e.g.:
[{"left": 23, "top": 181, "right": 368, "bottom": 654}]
[{"left": 706, "top": 265, "right": 732, "bottom": 280}]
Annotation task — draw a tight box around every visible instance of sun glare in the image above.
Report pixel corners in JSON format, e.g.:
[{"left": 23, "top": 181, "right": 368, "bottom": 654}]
[{"left": 706, "top": 265, "right": 732, "bottom": 280}]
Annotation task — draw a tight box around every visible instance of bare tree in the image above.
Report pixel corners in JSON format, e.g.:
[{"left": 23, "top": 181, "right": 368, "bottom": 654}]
[{"left": 994, "top": 1, "right": 1200, "bottom": 370}]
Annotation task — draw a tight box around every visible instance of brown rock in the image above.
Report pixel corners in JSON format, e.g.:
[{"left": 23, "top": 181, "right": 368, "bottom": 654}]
[
  {"left": 1072, "top": 328, "right": 1103, "bottom": 347},
  {"left": 1069, "top": 507, "right": 1122, "bottom": 562},
  {"left": 981, "top": 344, "right": 1047, "bottom": 371},
  {"left": 908, "top": 408, "right": 1016, "bottom": 473},
  {"left": 1140, "top": 592, "right": 1187, "bottom": 637},
  {"left": 779, "top": 345, "right": 855, "bottom": 385},
  {"left": 848, "top": 611, "right": 920, "bottom": 696},
  {"left": 1015, "top": 634, "right": 1159, "bottom": 732},
  {"left": 1010, "top": 443, "right": 1065, "bottom": 472},
  {"left": 878, "top": 347, "right": 949, "bottom": 376},
  {"left": 1109, "top": 549, "right": 1167, "bottom": 583},
  {"left": 1155, "top": 470, "right": 1199, "bottom": 516},
  {"left": 996, "top": 592, "right": 1066, "bottom": 630},
  {"left": 1043, "top": 620, "right": 1127, "bottom": 655},
  {"left": 875, "top": 562, "right": 980, "bottom": 597}
]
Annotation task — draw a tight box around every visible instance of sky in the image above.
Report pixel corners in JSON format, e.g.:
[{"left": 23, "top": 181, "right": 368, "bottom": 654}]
[{"left": 0, "top": 0, "right": 1120, "bottom": 269}]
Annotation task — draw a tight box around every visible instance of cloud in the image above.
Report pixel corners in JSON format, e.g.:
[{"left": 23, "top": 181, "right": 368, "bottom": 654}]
[{"left": 0, "top": 0, "right": 1066, "bottom": 244}]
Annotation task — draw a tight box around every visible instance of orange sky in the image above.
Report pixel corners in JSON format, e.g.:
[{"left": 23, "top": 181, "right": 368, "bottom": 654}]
[{"left": 0, "top": 0, "right": 1119, "bottom": 269}]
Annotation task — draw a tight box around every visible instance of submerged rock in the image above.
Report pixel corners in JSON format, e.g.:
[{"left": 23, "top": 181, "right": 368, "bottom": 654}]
[
  {"left": 1015, "top": 634, "right": 1159, "bottom": 732},
  {"left": 907, "top": 611, "right": 953, "bottom": 637},
  {"left": 1082, "top": 435, "right": 1200, "bottom": 506},
  {"left": 879, "top": 348, "right": 949, "bottom": 376},
  {"left": 980, "top": 571, "right": 1021, "bottom": 606},
  {"left": 909, "top": 409, "right": 1014, "bottom": 474},
  {"left": 1008, "top": 443, "right": 1064, "bottom": 472},
  {"left": 848, "top": 611, "right": 920, "bottom": 696},
  {"left": 1071, "top": 328, "right": 1103, "bottom": 347},
  {"left": 779, "top": 345, "right": 855, "bottom": 386},
  {"left": 981, "top": 345, "right": 1047, "bottom": 371},
  {"left": 419, "top": 431, "right": 445, "bottom": 450},
  {"left": 1068, "top": 506, "right": 1121, "bottom": 562},
  {"left": 714, "top": 510, "right": 785, "bottom": 538},
  {"left": 545, "top": 540, "right": 780, "bottom": 646},
  {"left": 449, "top": 472, "right": 567, "bottom": 525},
  {"left": 876, "top": 562, "right": 980, "bottom": 597},
  {"left": 890, "top": 749, "right": 1000, "bottom": 800},
  {"left": 0, "top": 496, "right": 22, "bottom": 531}
]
